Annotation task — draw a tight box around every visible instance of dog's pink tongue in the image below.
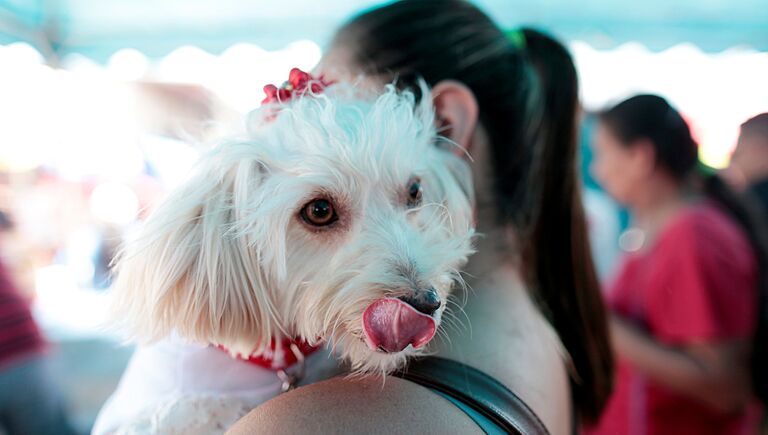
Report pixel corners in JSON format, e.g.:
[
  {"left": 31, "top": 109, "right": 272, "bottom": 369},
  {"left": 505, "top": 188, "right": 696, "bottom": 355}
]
[{"left": 363, "top": 298, "right": 436, "bottom": 353}]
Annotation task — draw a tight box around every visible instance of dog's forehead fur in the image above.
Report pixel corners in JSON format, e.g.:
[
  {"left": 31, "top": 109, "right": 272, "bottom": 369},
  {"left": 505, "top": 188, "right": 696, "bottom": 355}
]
[
  {"left": 224, "top": 84, "right": 469, "bottom": 282},
  {"left": 250, "top": 84, "right": 442, "bottom": 185}
]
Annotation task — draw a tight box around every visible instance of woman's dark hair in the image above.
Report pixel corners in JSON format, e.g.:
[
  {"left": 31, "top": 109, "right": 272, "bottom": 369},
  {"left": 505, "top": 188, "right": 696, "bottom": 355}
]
[
  {"left": 333, "top": 1, "right": 613, "bottom": 421},
  {"left": 599, "top": 94, "right": 768, "bottom": 403}
]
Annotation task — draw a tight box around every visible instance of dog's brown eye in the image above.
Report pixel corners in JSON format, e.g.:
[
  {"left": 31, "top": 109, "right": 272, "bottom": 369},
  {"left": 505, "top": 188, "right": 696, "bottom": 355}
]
[
  {"left": 301, "top": 199, "right": 338, "bottom": 226},
  {"left": 407, "top": 178, "right": 422, "bottom": 207}
]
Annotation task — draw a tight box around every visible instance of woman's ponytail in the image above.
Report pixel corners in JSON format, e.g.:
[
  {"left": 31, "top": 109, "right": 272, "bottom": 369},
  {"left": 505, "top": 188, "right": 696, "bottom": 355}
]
[{"left": 520, "top": 28, "right": 614, "bottom": 422}]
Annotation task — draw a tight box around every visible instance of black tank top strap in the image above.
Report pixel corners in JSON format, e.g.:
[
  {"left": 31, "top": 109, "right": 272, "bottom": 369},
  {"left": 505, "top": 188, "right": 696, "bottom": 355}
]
[{"left": 393, "top": 356, "right": 551, "bottom": 435}]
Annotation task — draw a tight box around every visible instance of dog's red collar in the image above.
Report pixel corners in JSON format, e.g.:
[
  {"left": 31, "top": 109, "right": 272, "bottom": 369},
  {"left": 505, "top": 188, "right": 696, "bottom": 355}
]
[{"left": 218, "top": 338, "right": 321, "bottom": 371}]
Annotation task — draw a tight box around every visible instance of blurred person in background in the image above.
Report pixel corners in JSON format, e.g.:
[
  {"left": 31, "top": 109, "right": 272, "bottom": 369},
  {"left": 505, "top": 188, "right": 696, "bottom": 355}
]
[
  {"left": 726, "top": 113, "right": 768, "bottom": 216},
  {"left": 587, "top": 94, "right": 767, "bottom": 435},
  {"left": 0, "top": 210, "right": 77, "bottom": 435}
]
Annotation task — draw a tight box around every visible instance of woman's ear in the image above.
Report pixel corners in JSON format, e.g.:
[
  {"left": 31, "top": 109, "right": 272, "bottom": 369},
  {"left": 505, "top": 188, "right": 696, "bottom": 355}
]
[
  {"left": 633, "top": 138, "right": 658, "bottom": 176},
  {"left": 431, "top": 80, "right": 479, "bottom": 158}
]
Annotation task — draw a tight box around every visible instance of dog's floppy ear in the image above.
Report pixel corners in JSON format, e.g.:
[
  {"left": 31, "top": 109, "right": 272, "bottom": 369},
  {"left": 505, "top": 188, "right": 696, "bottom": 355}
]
[{"left": 108, "top": 142, "right": 280, "bottom": 355}]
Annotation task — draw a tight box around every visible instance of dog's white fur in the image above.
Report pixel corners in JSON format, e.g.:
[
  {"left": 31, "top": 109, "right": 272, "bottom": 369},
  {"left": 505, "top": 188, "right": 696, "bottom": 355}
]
[{"left": 109, "top": 83, "right": 475, "bottom": 374}]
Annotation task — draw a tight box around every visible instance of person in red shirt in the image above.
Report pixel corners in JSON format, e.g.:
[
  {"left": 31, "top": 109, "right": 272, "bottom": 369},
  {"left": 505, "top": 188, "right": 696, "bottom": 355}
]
[{"left": 586, "top": 94, "right": 767, "bottom": 435}]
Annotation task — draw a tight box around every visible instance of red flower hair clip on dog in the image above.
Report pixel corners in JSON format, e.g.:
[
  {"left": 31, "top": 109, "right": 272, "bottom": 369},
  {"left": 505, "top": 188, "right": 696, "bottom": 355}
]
[{"left": 261, "top": 68, "right": 334, "bottom": 105}]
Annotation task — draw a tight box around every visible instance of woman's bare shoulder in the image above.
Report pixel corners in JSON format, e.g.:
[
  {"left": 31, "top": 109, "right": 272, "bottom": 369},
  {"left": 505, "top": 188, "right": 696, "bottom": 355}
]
[{"left": 227, "top": 375, "right": 482, "bottom": 434}]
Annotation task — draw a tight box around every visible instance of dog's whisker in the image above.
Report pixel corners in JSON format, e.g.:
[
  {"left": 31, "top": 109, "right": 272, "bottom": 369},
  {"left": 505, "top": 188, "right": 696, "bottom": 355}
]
[{"left": 444, "top": 300, "right": 471, "bottom": 333}]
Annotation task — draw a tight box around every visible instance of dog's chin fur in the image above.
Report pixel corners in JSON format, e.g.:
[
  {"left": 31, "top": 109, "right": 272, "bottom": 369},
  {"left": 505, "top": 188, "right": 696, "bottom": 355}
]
[{"left": 108, "top": 82, "right": 475, "bottom": 375}]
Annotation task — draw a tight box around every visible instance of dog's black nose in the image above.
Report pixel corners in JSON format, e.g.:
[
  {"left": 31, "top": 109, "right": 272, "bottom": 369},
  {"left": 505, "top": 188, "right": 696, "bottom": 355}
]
[{"left": 399, "top": 287, "right": 441, "bottom": 316}]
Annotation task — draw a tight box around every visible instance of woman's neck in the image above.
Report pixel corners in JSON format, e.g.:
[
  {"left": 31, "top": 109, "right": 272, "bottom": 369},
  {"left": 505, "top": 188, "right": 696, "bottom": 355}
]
[
  {"left": 436, "top": 259, "right": 536, "bottom": 365},
  {"left": 436, "top": 252, "right": 573, "bottom": 435},
  {"left": 462, "top": 202, "right": 520, "bottom": 279},
  {"left": 630, "top": 177, "right": 689, "bottom": 238}
]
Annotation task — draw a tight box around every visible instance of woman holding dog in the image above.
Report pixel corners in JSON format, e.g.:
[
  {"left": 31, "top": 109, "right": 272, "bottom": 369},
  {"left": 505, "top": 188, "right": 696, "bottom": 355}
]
[{"left": 231, "top": 2, "right": 611, "bottom": 434}]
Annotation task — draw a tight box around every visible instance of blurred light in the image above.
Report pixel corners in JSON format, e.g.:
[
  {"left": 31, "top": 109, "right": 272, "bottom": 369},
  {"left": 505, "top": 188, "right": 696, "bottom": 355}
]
[
  {"left": 0, "top": 45, "right": 146, "bottom": 180},
  {"left": 34, "top": 264, "right": 113, "bottom": 340},
  {"left": 61, "top": 53, "right": 107, "bottom": 74},
  {"left": 618, "top": 228, "right": 645, "bottom": 252},
  {"left": 107, "top": 48, "right": 150, "bottom": 81},
  {"left": 0, "top": 43, "right": 52, "bottom": 171},
  {"left": 66, "top": 227, "right": 99, "bottom": 285},
  {"left": 207, "top": 40, "right": 321, "bottom": 113},
  {"left": 573, "top": 42, "right": 768, "bottom": 169},
  {"left": 140, "top": 134, "right": 200, "bottom": 189},
  {"left": 90, "top": 182, "right": 140, "bottom": 225},
  {"left": 0, "top": 41, "right": 45, "bottom": 64},
  {"left": 157, "top": 45, "right": 219, "bottom": 84}
]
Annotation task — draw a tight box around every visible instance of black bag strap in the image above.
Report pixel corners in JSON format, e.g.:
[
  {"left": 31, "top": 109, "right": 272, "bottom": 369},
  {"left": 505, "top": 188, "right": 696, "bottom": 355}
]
[{"left": 393, "top": 356, "right": 550, "bottom": 435}]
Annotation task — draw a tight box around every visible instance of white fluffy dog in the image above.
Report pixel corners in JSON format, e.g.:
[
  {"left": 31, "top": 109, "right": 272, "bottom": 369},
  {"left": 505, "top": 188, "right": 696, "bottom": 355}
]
[{"left": 99, "top": 78, "right": 474, "bottom": 433}]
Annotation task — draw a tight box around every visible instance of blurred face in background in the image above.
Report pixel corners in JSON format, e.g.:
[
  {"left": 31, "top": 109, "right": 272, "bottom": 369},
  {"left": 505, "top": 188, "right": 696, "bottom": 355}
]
[
  {"left": 591, "top": 122, "right": 654, "bottom": 206},
  {"left": 725, "top": 132, "right": 768, "bottom": 191}
]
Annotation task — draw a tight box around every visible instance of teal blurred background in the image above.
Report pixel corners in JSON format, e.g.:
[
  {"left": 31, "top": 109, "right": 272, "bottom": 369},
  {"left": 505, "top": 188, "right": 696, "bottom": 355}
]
[{"left": 3, "top": 0, "right": 768, "bottom": 61}]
